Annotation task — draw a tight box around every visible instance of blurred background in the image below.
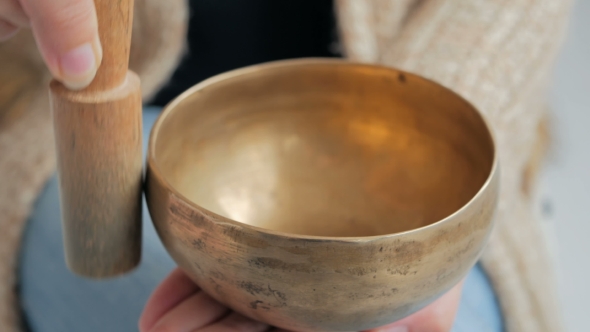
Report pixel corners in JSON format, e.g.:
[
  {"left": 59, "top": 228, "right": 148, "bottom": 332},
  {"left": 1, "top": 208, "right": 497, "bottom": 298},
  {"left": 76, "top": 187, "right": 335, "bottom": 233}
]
[{"left": 540, "top": 1, "right": 590, "bottom": 331}]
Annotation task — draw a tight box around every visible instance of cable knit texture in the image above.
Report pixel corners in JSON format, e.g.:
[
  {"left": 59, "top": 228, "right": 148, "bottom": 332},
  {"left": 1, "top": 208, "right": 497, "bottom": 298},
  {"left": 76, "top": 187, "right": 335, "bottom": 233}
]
[
  {"left": 0, "top": 1, "right": 571, "bottom": 331},
  {"left": 337, "top": 1, "right": 572, "bottom": 331}
]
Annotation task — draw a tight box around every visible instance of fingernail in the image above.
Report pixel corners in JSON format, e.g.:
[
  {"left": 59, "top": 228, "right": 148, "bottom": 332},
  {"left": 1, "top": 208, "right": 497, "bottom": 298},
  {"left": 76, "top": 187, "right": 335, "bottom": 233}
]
[{"left": 59, "top": 41, "right": 99, "bottom": 90}]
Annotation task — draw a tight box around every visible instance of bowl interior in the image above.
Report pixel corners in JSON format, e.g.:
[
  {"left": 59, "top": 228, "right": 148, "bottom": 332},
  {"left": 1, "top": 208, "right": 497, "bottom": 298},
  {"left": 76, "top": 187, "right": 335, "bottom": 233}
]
[{"left": 152, "top": 60, "right": 494, "bottom": 237}]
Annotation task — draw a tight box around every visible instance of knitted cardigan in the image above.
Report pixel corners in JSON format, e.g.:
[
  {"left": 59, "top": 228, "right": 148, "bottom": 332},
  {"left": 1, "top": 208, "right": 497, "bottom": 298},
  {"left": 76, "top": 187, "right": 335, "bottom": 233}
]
[{"left": 0, "top": 1, "right": 572, "bottom": 331}]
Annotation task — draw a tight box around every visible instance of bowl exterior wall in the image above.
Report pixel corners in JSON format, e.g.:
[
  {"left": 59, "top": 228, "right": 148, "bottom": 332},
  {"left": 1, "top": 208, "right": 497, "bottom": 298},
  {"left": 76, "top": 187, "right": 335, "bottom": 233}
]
[{"left": 145, "top": 164, "right": 498, "bottom": 331}]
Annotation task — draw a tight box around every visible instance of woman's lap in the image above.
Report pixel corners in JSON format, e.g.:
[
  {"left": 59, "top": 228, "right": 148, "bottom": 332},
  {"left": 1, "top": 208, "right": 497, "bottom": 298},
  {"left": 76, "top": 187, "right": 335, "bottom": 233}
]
[{"left": 18, "top": 107, "right": 504, "bottom": 332}]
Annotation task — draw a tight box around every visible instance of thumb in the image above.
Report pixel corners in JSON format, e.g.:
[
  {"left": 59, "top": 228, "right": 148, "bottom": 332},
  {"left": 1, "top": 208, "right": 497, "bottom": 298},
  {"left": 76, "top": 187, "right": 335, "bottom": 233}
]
[
  {"left": 20, "top": 0, "right": 102, "bottom": 90},
  {"left": 367, "top": 281, "right": 464, "bottom": 332}
]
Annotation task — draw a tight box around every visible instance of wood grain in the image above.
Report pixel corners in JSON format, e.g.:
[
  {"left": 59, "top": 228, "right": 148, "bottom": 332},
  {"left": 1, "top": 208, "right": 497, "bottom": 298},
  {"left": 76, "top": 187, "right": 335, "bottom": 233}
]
[
  {"left": 49, "top": 0, "right": 143, "bottom": 278},
  {"left": 87, "top": 0, "right": 134, "bottom": 92}
]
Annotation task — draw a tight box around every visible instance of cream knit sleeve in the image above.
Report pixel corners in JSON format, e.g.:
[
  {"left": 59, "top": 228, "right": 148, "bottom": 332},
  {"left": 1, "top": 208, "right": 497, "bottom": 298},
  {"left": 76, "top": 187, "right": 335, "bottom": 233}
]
[{"left": 335, "top": 1, "right": 573, "bottom": 332}]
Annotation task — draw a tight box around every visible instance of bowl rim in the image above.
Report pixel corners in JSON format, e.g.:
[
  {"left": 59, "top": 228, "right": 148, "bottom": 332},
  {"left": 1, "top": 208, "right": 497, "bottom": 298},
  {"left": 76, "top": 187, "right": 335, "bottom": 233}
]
[{"left": 147, "top": 58, "right": 499, "bottom": 242}]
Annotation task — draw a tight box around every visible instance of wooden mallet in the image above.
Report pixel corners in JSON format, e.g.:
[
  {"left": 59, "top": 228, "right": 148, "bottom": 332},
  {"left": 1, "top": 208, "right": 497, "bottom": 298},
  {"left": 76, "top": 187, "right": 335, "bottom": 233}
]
[{"left": 49, "top": 0, "right": 142, "bottom": 278}]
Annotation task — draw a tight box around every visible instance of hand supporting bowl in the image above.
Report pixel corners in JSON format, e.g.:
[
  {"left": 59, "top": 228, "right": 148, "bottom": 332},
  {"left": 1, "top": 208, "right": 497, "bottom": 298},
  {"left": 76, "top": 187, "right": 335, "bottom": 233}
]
[{"left": 146, "top": 59, "right": 498, "bottom": 331}]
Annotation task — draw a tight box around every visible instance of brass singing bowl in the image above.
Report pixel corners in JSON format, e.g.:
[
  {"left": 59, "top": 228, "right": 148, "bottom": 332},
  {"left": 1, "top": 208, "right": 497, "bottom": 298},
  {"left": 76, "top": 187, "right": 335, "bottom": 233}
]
[{"left": 146, "top": 59, "right": 498, "bottom": 331}]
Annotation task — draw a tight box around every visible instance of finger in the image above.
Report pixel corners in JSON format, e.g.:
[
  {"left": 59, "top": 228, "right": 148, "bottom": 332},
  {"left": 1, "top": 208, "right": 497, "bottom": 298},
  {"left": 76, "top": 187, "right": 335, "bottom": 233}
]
[
  {"left": 0, "top": 19, "right": 18, "bottom": 41},
  {"left": 148, "top": 291, "right": 229, "bottom": 332},
  {"left": 139, "top": 268, "right": 201, "bottom": 332},
  {"left": 19, "top": 0, "right": 101, "bottom": 89},
  {"left": 198, "top": 312, "right": 270, "bottom": 332},
  {"left": 367, "top": 281, "right": 464, "bottom": 332},
  {"left": 0, "top": 0, "right": 28, "bottom": 27}
]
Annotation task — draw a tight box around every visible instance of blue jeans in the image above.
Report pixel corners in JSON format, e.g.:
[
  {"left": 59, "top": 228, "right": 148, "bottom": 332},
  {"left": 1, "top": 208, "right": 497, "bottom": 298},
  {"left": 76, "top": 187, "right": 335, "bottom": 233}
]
[{"left": 18, "top": 107, "right": 504, "bottom": 332}]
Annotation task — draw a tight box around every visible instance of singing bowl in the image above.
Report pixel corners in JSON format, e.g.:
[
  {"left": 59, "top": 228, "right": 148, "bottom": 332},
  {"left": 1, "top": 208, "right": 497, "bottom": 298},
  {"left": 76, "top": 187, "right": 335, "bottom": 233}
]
[{"left": 145, "top": 59, "right": 498, "bottom": 331}]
